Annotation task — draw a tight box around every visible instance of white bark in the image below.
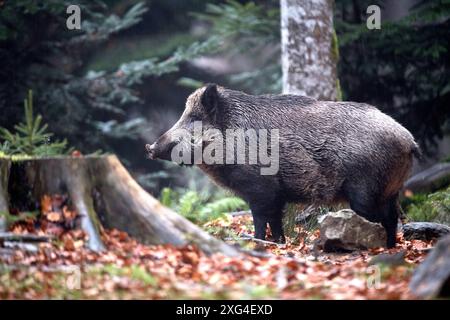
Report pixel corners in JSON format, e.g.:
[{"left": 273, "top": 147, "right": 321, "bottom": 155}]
[{"left": 281, "top": 0, "right": 338, "bottom": 100}]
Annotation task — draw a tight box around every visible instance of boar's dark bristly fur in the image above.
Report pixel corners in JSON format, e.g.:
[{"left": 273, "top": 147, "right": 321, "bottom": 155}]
[{"left": 148, "top": 84, "right": 420, "bottom": 248}]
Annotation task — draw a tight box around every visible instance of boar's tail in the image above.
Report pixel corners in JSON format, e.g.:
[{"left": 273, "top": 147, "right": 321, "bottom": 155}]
[{"left": 411, "top": 142, "right": 422, "bottom": 160}]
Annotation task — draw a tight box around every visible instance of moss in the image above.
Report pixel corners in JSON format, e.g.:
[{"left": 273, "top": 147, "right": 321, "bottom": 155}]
[
  {"left": 1, "top": 153, "right": 27, "bottom": 160},
  {"left": 331, "top": 28, "right": 340, "bottom": 62},
  {"left": 335, "top": 78, "right": 343, "bottom": 101},
  {"left": 331, "top": 28, "right": 342, "bottom": 101},
  {"left": 405, "top": 186, "right": 450, "bottom": 224},
  {"left": 10, "top": 154, "right": 33, "bottom": 161}
]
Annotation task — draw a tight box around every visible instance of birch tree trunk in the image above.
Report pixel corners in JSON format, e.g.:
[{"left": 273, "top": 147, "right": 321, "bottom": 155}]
[
  {"left": 280, "top": 0, "right": 339, "bottom": 100},
  {"left": 280, "top": 0, "right": 339, "bottom": 237}
]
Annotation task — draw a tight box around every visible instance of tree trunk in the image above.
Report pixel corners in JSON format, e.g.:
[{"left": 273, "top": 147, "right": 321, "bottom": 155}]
[
  {"left": 280, "top": 0, "right": 339, "bottom": 234},
  {"left": 280, "top": 0, "right": 339, "bottom": 100},
  {"left": 0, "top": 158, "right": 11, "bottom": 231},
  {"left": 0, "top": 155, "right": 238, "bottom": 256}
]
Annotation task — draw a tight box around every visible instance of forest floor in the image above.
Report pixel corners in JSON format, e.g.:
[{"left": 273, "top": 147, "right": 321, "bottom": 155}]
[{"left": 0, "top": 197, "right": 434, "bottom": 299}]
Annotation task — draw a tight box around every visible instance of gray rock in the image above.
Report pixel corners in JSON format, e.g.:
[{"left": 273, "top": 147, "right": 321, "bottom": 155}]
[
  {"left": 402, "top": 222, "right": 450, "bottom": 241},
  {"left": 319, "top": 209, "right": 387, "bottom": 252},
  {"left": 409, "top": 235, "right": 450, "bottom": 299}
]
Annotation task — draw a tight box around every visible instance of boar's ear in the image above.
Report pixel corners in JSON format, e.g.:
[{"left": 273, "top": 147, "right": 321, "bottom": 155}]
[{"left": 201, "top": 83, "right": 219, "bottom": 117}]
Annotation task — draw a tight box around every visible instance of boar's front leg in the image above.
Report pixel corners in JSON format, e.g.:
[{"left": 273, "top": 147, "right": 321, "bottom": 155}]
[
  {"left": 250, "top": 198, "right": 285, "bottom": 243},
  {"left": 252, "top": 213, "right": 268, "bottom": 240}
]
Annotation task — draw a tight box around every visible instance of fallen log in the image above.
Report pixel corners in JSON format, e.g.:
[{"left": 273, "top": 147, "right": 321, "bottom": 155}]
[
  {"left": 404, "top": 163, "right": 450, "bottom": 194},
  {"left": 0, "top": 232, "right": 53, "bottom": 242},
  {"left": 229, "top": 234, "right": 283, "bottom": 246},
  {"left": 0, "top": 155, "right": 238, "bottom": 256},
  {"left": 402, "top": 222, "right": 450, "bottom": 241}
]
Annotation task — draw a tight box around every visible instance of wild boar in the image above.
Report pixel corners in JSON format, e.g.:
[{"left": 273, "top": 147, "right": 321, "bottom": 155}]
[{"left": 147, "top": 84, "right": 420, "bottom": 248}]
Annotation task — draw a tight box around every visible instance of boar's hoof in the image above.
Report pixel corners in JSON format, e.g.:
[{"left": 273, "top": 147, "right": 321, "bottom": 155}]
[{"left": 267, "top": 235, "right": 286, "bottom": 244}]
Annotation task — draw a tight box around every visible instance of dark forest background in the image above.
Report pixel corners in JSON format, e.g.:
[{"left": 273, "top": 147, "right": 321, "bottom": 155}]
[{"left": 1, "top": 0, "right": 449, "bottom": 197}]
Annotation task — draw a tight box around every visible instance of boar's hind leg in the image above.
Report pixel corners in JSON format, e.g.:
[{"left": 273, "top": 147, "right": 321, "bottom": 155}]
[
  {"left": 380, "top": 196, "right": 400, "bottom": 248},
  {"left": 268, "top": 216, "right": 286, "bottom": 244},
  {"left": 348, "top": 188, "right": 399, "bottom": 248},
  {"left": 348, "top": 194, "right": 381, "bottom": 224}
]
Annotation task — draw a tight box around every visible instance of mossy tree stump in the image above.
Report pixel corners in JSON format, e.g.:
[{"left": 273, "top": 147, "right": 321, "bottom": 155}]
[{"left": 0, "top": 155, "right": 238, "bottom": 256}]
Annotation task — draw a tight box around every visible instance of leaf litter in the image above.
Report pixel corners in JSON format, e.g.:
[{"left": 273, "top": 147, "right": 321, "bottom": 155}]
[{"left": 0, "top": 194, "right": 435, "bottom": 299}]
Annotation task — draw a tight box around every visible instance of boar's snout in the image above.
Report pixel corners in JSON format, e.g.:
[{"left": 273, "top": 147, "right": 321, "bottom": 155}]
[
  {"left": 146, "top": 133, "right": 178, "bottom": 161},
  {"left": 145, "top": 143, "right": 157, "bottom": 159}
]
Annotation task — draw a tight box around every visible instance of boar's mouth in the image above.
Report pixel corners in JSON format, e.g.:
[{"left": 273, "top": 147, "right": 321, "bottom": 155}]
[
  {"left": 146, "top": 141, "right": 199, "bottom": 167},
  {"left": 145, "top": 144, "right": 156, "bottom": 159},
  {"left": 145, "top": 141, "right": 180, "bottom": 162}
]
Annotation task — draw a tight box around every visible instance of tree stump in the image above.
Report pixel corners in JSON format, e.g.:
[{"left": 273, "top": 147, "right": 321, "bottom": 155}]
[
  {"left": 0, "top": 155, "right": 238, "bottom": 256},
  {"left": 0, "top": 158, "right": 11, "bottom": 231}
]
